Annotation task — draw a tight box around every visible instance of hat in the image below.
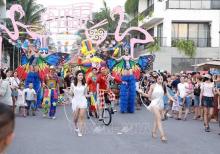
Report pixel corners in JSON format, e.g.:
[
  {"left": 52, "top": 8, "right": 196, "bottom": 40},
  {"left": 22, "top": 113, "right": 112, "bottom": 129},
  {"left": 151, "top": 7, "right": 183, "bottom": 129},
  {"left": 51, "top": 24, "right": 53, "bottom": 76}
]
[{"left": 203, "top": 74, "right": 211, "bottom": 79}]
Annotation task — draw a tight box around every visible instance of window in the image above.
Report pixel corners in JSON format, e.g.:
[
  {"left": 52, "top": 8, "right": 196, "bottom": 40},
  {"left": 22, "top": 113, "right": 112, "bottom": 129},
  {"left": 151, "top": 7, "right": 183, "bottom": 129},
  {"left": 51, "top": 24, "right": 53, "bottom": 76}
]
[
  {"left": 157, "top": 23, "right": 164, "bottom": 46},
  {"left": 171, "top": 23, "right": 211, "bottom": 47},
  {"left": 167, "top": 0, "right": 219, "bottom": 9},
  {"left": 147, "top": 0, "right": 154, "bottom": 7}
]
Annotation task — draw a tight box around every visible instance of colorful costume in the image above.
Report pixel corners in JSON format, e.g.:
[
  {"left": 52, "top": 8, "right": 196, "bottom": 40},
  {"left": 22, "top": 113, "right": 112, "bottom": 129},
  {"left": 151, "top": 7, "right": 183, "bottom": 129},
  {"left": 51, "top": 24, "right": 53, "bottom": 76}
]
[
  {"left": 119, "top": 75, "right": 136, "bottom": 113},
  {"left": 107, "top": 54, "right": 155, "bottom": 113},
  {"left": 44, "top": 73, "right": 59, "bottom": 118},
  {"left": 97, "top": 73, "right": 115, "bottom": 107},
  {"left": 25, "top": 71, "right": 41, "bottom": 108},
  {"left": 87, "top": 72, "right": 98, "bottom": 111}
]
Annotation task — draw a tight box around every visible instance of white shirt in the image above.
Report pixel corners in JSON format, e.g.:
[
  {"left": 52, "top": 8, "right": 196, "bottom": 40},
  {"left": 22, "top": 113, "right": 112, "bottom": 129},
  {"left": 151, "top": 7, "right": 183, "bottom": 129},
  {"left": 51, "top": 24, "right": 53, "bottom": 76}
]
[
  {"left": 201, "top": 82, "right": 214, "bottom": 97},
  {"left": 177, "top": 82, "right": 186, "bottom": 98},
  {"left": 10, "top": 77, "right": 20, "bottom": 89},
  {"left": 24, "top": 88, "right": 36, "bottom": 101}
]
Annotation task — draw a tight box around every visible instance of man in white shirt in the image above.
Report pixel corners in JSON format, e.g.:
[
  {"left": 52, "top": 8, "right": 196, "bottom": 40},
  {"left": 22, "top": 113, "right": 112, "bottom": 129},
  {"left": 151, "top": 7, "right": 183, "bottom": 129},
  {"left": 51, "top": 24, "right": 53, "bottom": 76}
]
[{"left": 177, "top": 76, "right": 187, "bottom": 120}]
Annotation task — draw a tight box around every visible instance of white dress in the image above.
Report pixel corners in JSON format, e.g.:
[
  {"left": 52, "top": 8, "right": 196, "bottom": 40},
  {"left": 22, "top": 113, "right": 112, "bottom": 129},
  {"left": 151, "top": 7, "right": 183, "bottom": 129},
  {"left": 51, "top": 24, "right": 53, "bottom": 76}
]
[
  {"left": 71, "top": 84, "right": 87, "bottom": 112},
  {"left": 147, "top": 83, "right": 164, "bottom": 111},
  {"left": 16, "top": 89, "right": 27, "bottom": 107}
]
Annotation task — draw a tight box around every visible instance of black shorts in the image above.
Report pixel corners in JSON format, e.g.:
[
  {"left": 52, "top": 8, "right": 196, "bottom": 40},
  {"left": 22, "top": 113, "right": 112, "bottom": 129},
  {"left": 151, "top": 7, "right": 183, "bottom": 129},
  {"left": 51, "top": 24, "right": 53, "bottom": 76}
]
[
  {"left": 59, "top": 87, "right": 64, "bottom": 94},
  {"left": 202, "top": 96, "right": 214, "bottom": 108}
]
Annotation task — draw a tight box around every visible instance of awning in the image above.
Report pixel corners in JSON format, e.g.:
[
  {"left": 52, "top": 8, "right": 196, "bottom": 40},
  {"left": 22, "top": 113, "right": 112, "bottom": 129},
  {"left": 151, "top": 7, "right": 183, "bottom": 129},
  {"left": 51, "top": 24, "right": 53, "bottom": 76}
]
[{"left": 192, "top": 59, "right": 220, "bottom": 67}]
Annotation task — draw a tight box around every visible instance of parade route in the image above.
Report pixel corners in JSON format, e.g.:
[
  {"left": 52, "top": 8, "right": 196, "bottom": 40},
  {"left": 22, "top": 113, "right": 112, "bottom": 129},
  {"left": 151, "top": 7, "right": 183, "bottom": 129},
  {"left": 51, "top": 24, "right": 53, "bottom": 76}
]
[{"left": 8, "top": 105, "right": 220, "bottom": 154}]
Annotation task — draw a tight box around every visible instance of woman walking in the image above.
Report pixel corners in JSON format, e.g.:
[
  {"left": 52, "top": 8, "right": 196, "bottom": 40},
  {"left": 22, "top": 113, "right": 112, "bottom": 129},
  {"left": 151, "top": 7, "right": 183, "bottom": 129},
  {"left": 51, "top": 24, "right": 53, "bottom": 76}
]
[
  {"left": 193, "top": 77, "right": 202, "bottom": 120},
  {"left": 0, "top": 70, "right": 13, "bottom": 108},
  {"left": 200, "top": 74, "right": 215, "bottom": 132},
  {"left": 11, "top": 71, "right": 20, "bottom": 113},
  {"left": 71, "top": 70, "right": 89, "bottom": 137},
  {"left": 139, "top": 75, "right": 167, "bottom": 143}
]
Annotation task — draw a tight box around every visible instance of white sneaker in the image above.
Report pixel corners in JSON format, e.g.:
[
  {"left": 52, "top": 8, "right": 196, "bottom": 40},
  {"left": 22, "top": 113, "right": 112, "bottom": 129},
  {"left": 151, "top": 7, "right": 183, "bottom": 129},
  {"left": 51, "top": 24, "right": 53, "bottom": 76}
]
[
  {"left": 167, "top": 113, "right": 172, "bottom": 118},
  {"left": 52, "top": 116, "right": 56, "bottom": 120},
  {"left": 77, "top": 132, "right": 82, "bottom": 137},
  {"left": 75, "top": 128, "right": 79, "bottom": 133}
]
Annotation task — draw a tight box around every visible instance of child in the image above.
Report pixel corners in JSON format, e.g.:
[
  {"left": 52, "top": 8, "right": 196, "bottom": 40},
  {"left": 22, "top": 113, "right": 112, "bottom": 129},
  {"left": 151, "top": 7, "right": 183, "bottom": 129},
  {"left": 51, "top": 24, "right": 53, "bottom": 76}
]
[
  {"left": 16, "top": 84, "right": 27, "bottom": 117},
  {"left": 24, "top": 83, "right": 37, "bottom": 116},
  {"left": 0, "top": 103, "right": 15, "bottom": 154},
  {"left": 42, "top": 84, "right": 52, "bottom": 118}
]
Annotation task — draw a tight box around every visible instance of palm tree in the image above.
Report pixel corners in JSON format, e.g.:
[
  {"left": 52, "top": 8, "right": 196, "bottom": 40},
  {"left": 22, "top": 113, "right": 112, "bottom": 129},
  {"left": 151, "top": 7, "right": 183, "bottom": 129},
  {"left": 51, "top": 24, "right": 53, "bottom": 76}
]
[
  {"left": 125, "top": 0, "right": 139, "bottom": 26},
  {"left": 125, "top": 0, "right": 139, "bottom": 17},
  {"left": 6, "top": 0, "right": 46, "bottom": 32}
]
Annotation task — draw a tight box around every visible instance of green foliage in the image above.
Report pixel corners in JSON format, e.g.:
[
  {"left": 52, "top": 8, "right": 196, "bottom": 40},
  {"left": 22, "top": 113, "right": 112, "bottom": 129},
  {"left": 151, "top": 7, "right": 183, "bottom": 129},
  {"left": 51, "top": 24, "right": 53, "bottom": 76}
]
[
  {"left": 87, "top": 0, "right": 118, "bottom": 33},
  {"left": 146, "top": 37, "right": 160, "bottom": 54},
  {"left": 173, "top": 39, "right": 197, "bottom": 58},
  {"left": 125, "top": 0, "right": 139, "bottom": 16},
  {"left": 6, "top": 0, "right": 46, "bottom": 31}
]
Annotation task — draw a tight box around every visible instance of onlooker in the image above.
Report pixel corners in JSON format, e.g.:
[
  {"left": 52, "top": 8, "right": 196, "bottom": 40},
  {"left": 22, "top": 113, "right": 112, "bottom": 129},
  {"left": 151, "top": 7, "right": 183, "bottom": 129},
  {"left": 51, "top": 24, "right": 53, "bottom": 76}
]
[
  {"left": 11, "top": 71, "right": 20, "bottom": 113},
  {"left": 64, "top": 71, "right": 72, "bottom": 88},
  {"left": 0, "top": 102, "right": 15, "bottom": 154},
  {"left": 0, "top": 70, "right": 13, "bottom": 107},
  {"left": 193, "top": 77, "right": 202, "bottom": 120},
  {"left": 24, "top": 83, "right": 37, "bottom": 116},
  {"left": 200, "top": 74, "right": 215, "bottom": 132}
]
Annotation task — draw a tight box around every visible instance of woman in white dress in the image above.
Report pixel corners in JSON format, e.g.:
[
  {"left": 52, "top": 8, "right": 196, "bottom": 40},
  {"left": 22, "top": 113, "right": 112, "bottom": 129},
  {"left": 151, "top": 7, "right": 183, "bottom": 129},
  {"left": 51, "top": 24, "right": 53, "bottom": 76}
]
[
  {"left": 70, "top": 70, "right": 89, "bottom": 137},
  {"left": 139, "top": 75, "right": 167, "bottom": 142}
]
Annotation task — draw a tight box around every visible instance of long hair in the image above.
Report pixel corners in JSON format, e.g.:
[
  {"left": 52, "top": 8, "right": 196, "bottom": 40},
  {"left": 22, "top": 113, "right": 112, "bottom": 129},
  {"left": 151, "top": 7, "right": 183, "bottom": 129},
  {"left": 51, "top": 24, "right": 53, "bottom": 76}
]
[{"left": 74, "top": 70, "right": 86, "bottom": 86}]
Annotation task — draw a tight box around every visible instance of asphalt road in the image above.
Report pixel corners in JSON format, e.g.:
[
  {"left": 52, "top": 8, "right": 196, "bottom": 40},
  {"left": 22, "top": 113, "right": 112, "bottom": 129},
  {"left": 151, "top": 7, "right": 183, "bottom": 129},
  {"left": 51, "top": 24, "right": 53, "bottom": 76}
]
[{"left": 7, "top": 104, "right": 220, "bottom": 154}]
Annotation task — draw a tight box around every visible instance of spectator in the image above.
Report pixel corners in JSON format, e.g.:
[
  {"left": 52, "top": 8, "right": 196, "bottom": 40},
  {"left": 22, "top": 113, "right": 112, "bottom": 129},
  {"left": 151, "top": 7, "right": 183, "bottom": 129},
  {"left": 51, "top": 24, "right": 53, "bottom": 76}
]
[
  {"left": 0, "top": 102, "right": 15, "bottom": 153},
  {"left": 0, "top": 70, "right": 13, "bottom": 108}
]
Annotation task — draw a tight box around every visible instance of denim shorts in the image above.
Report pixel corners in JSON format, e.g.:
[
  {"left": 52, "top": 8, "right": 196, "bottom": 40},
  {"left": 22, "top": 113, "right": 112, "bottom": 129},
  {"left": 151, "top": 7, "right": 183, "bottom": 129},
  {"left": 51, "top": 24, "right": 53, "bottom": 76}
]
[
  {"left": 202, "top": 96, "right": 214, "bottom": 108},
  {"left": 163, "top": 95, "right": 169, "bottom": 110},
  {"left": 178, "top": 96, "right": 191, "bottom": 108},
  {"left": 194, "top": 96, "right": 200, "bottom": 107}
]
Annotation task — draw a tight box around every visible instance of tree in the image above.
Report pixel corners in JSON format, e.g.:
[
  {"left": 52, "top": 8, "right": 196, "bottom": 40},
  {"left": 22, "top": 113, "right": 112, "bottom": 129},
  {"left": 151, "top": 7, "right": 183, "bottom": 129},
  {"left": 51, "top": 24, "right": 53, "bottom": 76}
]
[
  {"left": 125, "top": 0, "right": 139, "bottom": 26},
  {"left": 6, "top": 0, "right": 46, "bottom": 32},
  {"left": 125, "top": 0, "right": 139, "bottom": 17},
  {"left": 86, "top": 0, "right": 117, "bottom": 33}
]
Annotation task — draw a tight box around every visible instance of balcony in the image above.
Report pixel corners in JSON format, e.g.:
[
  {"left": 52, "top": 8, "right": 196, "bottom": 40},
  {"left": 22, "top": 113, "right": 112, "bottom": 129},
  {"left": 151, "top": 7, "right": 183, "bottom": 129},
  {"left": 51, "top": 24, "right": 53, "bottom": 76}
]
[
  {"left": 172, "top": 37, "right": 211, "bottom": 47},
  {"left": 139, "top": 4, "right": 154, "bottom": 18},
  {"left": 138, "top": 4, "right": 163, "bottom": 27},
  {"left": 166, "top": 0, "right": 220, "bottom": 9}
]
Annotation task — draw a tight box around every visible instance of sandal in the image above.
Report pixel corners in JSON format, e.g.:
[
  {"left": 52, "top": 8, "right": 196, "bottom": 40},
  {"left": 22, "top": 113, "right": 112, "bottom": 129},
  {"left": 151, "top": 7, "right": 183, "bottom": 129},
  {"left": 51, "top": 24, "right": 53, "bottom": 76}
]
[
  {"left": 152, "top": 132, "right": 157, "bottom": 139},
  {"left": 160, "top": 136, "right": 168, "bottom": 143}
]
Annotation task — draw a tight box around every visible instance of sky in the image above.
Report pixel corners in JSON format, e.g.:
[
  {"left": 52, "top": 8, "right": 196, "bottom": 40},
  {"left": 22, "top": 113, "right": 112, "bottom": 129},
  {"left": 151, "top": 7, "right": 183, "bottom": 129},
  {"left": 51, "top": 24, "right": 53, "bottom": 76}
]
[{"left": 37, "top": 0, "right": 126, "bottom": 12}]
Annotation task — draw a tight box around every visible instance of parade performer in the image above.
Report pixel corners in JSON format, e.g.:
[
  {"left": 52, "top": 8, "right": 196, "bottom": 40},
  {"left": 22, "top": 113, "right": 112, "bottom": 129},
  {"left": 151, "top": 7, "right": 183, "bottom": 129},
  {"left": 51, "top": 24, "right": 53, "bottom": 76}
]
[
  {"left": 107, "top": 49, "right": 155, "bottom": 113},
  {"left": 43, "top": 66, "right": 59, "bottom": 119},
  {"left": 16, "top": 38, "right": 70, "bottom": 81},
  {"left": 71, "top": 70, "right": 89, "bottom": 137},
  {"left": 119, "top": 70, "right": 136, "bottom": 113},
  {"left": 25, "top": 66, "right": 41, "bottom": 108},
  {"left": 86, "top": 67, "right": 98, "bottom": 116},
  {"left": 138, "top": 75, "right": 167, "bottom": 143},
  {"left": 97, "top": 66, "right": 116, "bottom": 120}
]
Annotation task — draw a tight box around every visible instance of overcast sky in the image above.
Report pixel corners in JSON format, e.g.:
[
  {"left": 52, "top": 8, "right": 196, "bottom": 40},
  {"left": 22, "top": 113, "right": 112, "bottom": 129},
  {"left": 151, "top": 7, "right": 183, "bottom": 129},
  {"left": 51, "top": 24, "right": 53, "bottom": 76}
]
[{"left": 37, "top": 0, "right": 126, "bottom": 12}]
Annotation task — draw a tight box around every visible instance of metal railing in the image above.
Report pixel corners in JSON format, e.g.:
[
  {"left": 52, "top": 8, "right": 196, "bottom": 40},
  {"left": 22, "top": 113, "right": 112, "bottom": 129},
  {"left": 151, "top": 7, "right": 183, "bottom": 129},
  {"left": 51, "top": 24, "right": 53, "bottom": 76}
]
[
  {"left": 171, "top": 37, "right": 211, "bottom": 47},
  {"left": 166, "top": 0, "right": 220, "bottom": 9}
]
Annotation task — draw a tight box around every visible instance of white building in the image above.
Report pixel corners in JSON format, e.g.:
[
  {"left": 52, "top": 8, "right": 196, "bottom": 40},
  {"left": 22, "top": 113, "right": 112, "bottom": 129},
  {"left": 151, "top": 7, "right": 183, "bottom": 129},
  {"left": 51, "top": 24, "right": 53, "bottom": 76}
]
[{"left": 137, "top": 0, "right": 220, "bottom": 73}]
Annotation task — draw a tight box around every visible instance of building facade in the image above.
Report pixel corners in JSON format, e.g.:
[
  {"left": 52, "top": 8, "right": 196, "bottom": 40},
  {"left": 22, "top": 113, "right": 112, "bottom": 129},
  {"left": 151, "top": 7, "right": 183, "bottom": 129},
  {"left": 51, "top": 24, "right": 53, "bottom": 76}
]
[{"left": 137, "top": 0, "right": 220, "bottom": 73}]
